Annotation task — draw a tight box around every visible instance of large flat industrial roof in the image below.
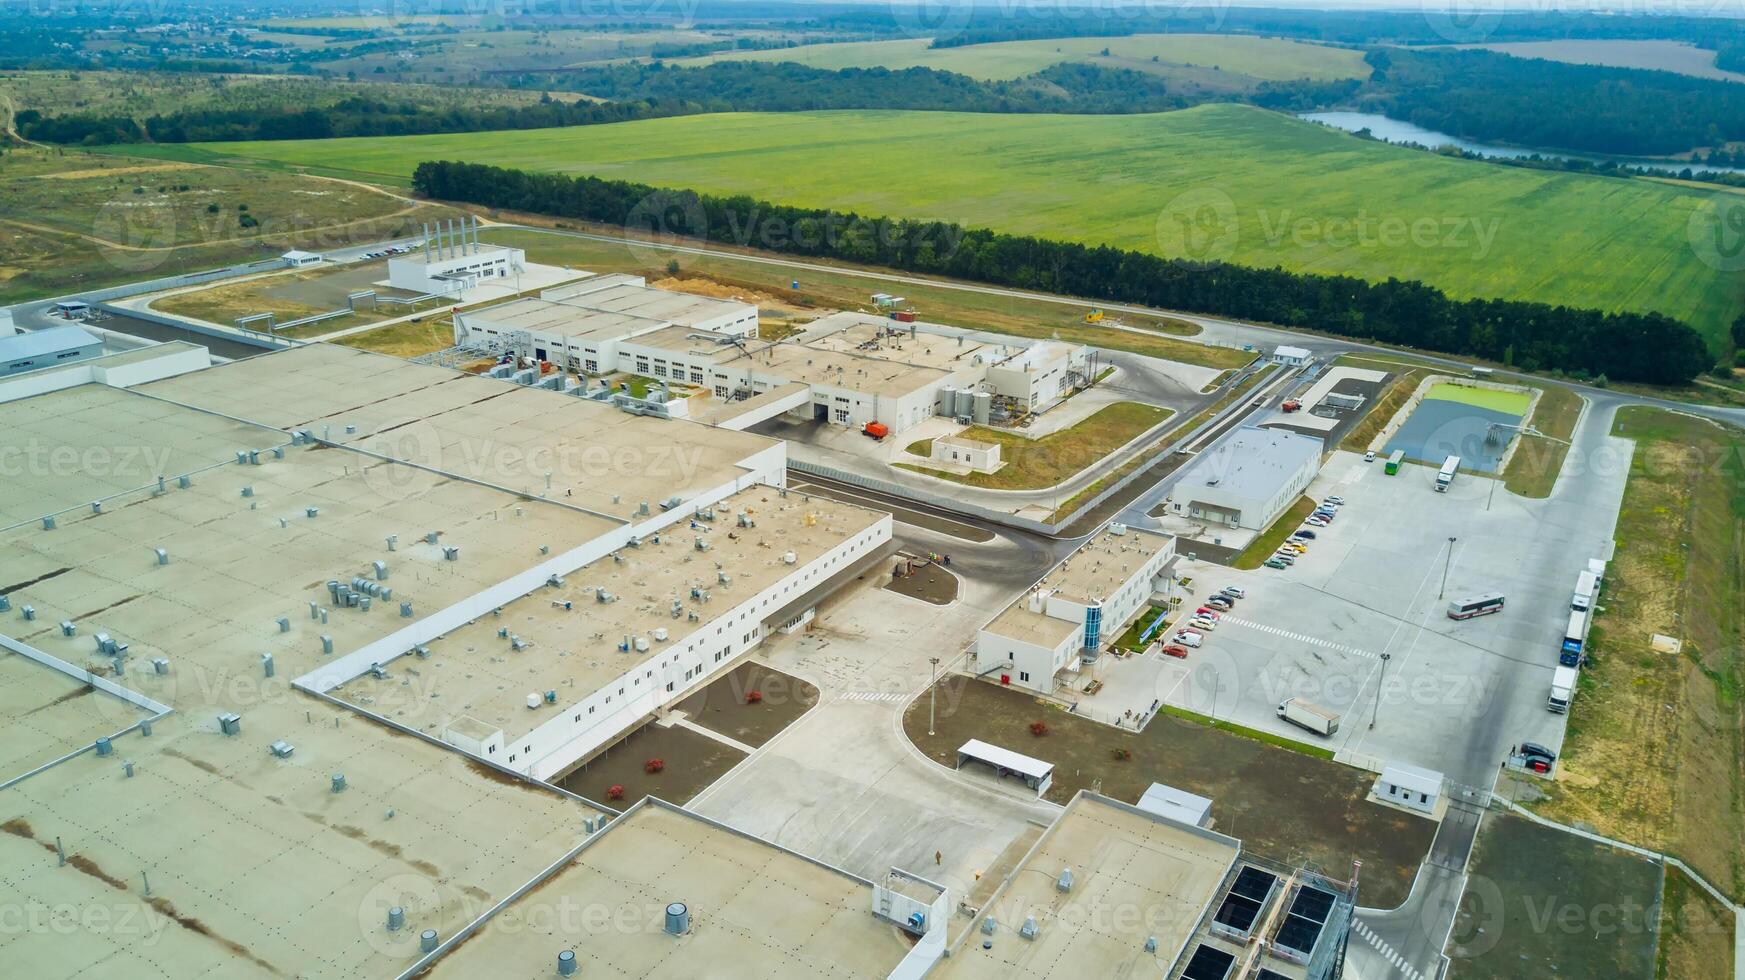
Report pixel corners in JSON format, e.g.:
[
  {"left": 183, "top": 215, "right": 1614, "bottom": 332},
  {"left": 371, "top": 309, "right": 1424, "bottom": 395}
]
[
  {"left": 942, "top": 793, "right": 1239, "bottom": 980},
  {"left": 1175, "top": 426, "right": 1324, "bottom": 502},
  {"left": 136, "top": 344, "right": 783, "bottom": 520},
  {"left": 460, "top": 296, "right": 667, "bottom": 341},
  {"left": 425, "top": 798, "right": 914, "bottom": 979},
  {"left": 0, "top": 383, "right": 282, "bottom": 527},
  {"left": 332, "top": 487, "right": 886, "bottom": 754},
  {"left": 0, "top": 446, "right": 613, "bottom": 977},
  {"left": 983, "top": 526, "right": 1172, "bottom": 648}
]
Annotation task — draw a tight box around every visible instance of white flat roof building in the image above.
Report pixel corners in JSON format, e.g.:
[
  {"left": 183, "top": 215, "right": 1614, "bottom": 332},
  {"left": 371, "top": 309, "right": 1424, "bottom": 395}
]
[
  {"left": 0, "top": 325, "right": 102, "bottom": 378},
  {"left": 1167, "top": 426, "right": 1323, "bottom": 531},
  {"left": 976, "top": 524, "right": 1174, "bottom": 694},
  {"left": 1273, "top": 344, "right": 1311, "bottom": 365}
]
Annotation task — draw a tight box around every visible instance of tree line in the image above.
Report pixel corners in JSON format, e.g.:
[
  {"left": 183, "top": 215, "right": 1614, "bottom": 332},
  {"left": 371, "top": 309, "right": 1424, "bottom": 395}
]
[
  {"left": 411, "top": 160, "right": 1713, "bottom": 386},
  {"left": 16, "top": 62, "right": 1351, "bottom": 145},
  {"left": 14, "top": 95, "right": 706, "bottom": 145},
  {"left": 1358, "top": 48, "right": 1745, "bottom": 157}
]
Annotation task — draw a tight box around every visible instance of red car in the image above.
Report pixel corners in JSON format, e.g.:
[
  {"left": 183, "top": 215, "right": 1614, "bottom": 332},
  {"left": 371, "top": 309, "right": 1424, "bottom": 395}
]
[
  {"left": 1194, "top": 607, "right": 1221, "bottom": 619},
  {"left": 1161, "top": 644, "right": 1190, "bottom": 659}
]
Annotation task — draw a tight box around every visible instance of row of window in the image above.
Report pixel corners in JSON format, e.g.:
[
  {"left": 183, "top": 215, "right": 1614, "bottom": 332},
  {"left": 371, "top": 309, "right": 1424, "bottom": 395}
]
[{"left": 498, "top": 525, "right": 885, "bottom": 769}]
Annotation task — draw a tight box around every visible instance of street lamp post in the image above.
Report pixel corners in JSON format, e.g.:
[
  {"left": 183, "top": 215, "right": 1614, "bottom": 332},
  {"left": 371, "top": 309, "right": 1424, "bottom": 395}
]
[
  {"left": 1369, "top": 652, "right": 1393, "bottom": 730},
  {"left": 1439, "top": 536, "right": 1457, "bottom": 600},
  {"left": 928, "top": 656, "right": 942, "bottom": 737}
]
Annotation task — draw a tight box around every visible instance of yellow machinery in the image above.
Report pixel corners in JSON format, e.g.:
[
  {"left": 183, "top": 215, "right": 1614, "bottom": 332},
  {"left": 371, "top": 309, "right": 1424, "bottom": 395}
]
[{"left": 1084, "top": 309, "right": 1105, "bottom": 323}]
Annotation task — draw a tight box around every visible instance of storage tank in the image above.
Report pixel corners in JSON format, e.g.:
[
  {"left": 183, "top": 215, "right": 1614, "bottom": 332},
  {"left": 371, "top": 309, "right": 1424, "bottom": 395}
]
[
  {"left": 955, "top": 388, "right": 976, "bottom": 418},
  {"left": 937, "top": 386, "right": 957, "bottom": 417},
  {"left": 972, "top": 391, "right": 992, "bottom": 424}
]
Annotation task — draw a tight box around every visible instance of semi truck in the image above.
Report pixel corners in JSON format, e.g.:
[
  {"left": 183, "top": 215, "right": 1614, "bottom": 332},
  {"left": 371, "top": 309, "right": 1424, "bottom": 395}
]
[
  {"left": 1572, "top": 570, "right": 1598, "bottom": 611},
  {"left": 1277, "top": 698, "right": 1340, "bottom": 736},
  {"left": 1435, "top": 455, "right": 1460, "bottom": 492},
  {"left": 1560, "top": 609, "right": 1587, "bottom": 666},
  {"left": 1548, "top": 665, "right": 1578, "bottom": 713}
]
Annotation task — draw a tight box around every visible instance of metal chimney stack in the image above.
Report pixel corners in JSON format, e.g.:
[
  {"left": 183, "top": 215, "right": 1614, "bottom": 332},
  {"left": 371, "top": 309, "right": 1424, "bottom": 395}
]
[{"left": 423, "top": 224, "right": 432, "bottom": 263}]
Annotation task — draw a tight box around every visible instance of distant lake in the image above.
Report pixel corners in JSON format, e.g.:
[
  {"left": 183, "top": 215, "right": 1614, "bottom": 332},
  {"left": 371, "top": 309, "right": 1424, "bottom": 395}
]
[{"left": 1299, "top": 111, "right": 1745, "bottom": 176}]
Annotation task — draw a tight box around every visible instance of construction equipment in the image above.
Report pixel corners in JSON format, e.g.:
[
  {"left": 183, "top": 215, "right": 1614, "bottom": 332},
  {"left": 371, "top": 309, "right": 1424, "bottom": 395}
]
[{"left": 1084, "top": 309, "right": 1105, "bottom": 323}]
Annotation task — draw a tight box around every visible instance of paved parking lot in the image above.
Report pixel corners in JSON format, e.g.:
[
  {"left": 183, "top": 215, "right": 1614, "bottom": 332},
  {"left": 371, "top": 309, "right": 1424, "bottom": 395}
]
[{"left": 1150, "top": 407, "right": 1628, "bottom": 788}]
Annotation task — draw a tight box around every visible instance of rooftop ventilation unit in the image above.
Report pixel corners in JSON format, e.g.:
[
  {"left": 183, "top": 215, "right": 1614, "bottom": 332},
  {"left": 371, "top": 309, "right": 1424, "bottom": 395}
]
[
  {"left": 1019, "top": 916, "right": 1039, "bottom": 940},
  {"left": 695, "top": 536, "right": 710, "bottom": 552},
  {"left": 218, "top": 713, "right": 241, "bottom": 736},
  {"left": 373, "top": 560, "right": 389, "bottom": 580},
  {"left": 269, "top": 740, "right": 294, "bottom": 759},
  {"left": 665, "top": 903, "right": 690, "bottom": 936},
  {"left": 442, "top": 546, "right": 460, "bottom": 561},
  {"left": 1057, "top": 869, "right": 1074, "bottom": 893},
  {"left": 59, "top": 620, "right": 76, "bottom": 637},
  {"left": 558, "top": 950, "right": 577, "bottom": 977},
  {"left": 331, "top": 773, "right": 347, "bottom": 793}
]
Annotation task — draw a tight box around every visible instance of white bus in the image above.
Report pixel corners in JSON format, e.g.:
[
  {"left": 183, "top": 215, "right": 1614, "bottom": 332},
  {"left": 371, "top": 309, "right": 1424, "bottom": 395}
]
[
  {"left": 1435, "top": 455, "right": 1460, "bottom": 492},
  {"left": 1447, "top": 593, "right": 1505, "bottom": 620}
]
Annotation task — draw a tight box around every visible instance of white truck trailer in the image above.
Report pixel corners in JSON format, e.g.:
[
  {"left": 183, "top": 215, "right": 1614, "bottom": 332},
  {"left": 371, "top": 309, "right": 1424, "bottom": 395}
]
[
  {"left": 1277, "top": 698, "right": 1340, "bottom": 736},
  {"left": 1435, "top": 455, "right": 1460, "bottom": 492},
  {"left": 1572, "top": 570, "right": 1598, "bottom": 611},
  {"left": 1548, "top": 665, "right": 1579, "bottom": 713}
]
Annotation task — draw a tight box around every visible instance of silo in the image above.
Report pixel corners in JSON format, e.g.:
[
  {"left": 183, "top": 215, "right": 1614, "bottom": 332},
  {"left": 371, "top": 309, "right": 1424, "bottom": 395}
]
[{"left": 972, "top": 391, "right": 992, "bottom": 424}]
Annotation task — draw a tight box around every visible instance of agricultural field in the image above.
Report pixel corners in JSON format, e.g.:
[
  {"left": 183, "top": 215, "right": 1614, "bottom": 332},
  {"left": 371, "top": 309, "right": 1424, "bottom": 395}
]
[
  {"left": 0, "top": 146, "right": 454, "bottom": 304},
  {"left": 1451, "top": 39, "right": 1745, "bottom": 83},
  {"left": 679, "top": 33, "right": 1370, "bottom": 85},
  {"left": 307, "top": 28, "right": 772, "bottom": 82},
  {"left": 1529, "top": 407, "right": 1745, "bottom": 903},
  {"left": 166, "top": 104, "right": 1741, "bottom": 349},
  {"left": 0, "top": 70, "right": 549, "bottom": 127}
]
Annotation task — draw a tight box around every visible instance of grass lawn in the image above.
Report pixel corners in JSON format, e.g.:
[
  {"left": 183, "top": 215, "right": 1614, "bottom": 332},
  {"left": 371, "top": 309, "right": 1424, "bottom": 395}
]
[
  {"left": 551, "top": 718, "right": 745, "bottom": 808},
  {"left": 1528, "top": 408, "right": 1745, "bottom": 901},
  {"left": 1502, "top": 383, "right": 1583, "bottom": 498},
  {"left": 1231, "top": 496, "right": 1318, "bottom": 570},
  {"left": 905, "top": 675, "right": 1435, "bottom": 908},
  {"left": 156, "top": 104, "right": 1740, "bottom": 349},
  {"left": 0, "top": 146, "right": 452, "bottom": 305},
  {"left": 1656, "top": 864, "right": 1738, "bottom": 980},
  {"left": 1110, "top": 604, "right": 1170, "bottom": 653},
  {"left": 334, "top": 318, "right": 457, "bottom": 358},
  {"left": 1448, "top": 812, "right": 1662, "bottom": 980},
  {"left": 679, "top": 33, "right": 1370, "bottom": 83},
  {"left": 1425, "top": 381, "right": 1532, "bottom": 415},
  {"left": 150, "top": 267, "right": 445, "bottom": 333},
  {"left": 895, "top": 401, "right": 1172, "bottom": 490}
]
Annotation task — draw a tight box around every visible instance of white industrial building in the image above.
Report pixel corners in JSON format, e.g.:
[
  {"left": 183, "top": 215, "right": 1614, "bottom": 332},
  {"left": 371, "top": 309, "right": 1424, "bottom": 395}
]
[
  {"left": 453, "top": 287, "right": 1094, "bottom": 438},
  {"left": 454, "top": 273, "right": 758, "bottom": 374},
  {"left": 0, "top": 325, "right": 103, "bottom": 378},
  {"left": 931, "top": 433, "right": 1002, "bottom": 473},
  {"left": 280, "top": 249, "right": 323, "bottom": 268},
  {"left": 1166, "top": 426, "right": 1323, "bottom": 531},
  {"left": 1375, "top": 763, "right": 1445, "bottom": 816},
  {"left": 1272, "top": 344, "right": 1311, "bottom": 366},
  {"left": 389, "top": 217, "right": 525, "bottom": 294},
  {"left": 974, "top": 524, "right": 1175, "bottom": 694}
]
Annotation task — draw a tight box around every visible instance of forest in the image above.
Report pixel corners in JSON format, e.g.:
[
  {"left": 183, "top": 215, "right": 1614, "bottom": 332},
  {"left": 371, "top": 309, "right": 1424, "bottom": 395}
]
[{"left": 412, "top": 159, "right": 1714, "bottom": 386}]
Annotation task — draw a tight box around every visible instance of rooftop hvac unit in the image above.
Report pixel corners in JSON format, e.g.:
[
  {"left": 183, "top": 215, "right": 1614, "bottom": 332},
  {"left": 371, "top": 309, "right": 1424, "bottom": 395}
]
[
  {"left": 633, "top": 636, "right": 650, "bottom": 653},
  {"left": 269, "top": 740, "right": 294, "bottom": 759},
  {"left": 525, "top": 693, "right": 542, "bottom": 709},
  {"left": 653, "top": 627, "right": 669, "bottom": 642},
  {"left": 782, "top": 551, "right": 797, "bottom": 565}
]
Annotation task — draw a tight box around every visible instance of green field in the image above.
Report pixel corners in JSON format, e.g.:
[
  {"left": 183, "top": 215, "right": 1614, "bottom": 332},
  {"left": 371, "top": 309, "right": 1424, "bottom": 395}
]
[
  {"left": 150, "top": 104, "right": 1741, "bottom": 348},
  {"left": 679, "top": 34, "right": 1370, "bottom": 83},
  {"left": 1425, "top": 381, "right": 1531, "bottom": 415}
]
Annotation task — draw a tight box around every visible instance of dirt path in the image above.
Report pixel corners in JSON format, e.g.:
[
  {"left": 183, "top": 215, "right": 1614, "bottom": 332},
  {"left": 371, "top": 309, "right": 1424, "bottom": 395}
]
[{"left": 0, "top": 202, "right": 426, "bottom": 253}]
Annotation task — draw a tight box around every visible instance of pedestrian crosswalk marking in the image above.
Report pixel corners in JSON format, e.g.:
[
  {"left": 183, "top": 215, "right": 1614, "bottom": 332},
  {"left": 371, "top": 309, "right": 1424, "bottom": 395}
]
[
  {"left": 1217, "top": 615, "right": 1381, "bottom": 661},
  {"left": 1352, "top": 919, "right": 1425, "bottom": 980},
  {"left": 836, "top": 691, "right": 908, "bottom": 702}
]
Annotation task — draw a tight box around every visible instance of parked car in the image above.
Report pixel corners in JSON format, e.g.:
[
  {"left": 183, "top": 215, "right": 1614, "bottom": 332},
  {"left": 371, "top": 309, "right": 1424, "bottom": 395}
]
[
  {"left": 1187, "top": 617, "right": 1217, "bottom": 632},
  {"left": 1205, "top": 597, "right": 1233, "bottom": 612},
  {"left": 1161, "top": 644, "right": 1190, "bottom": 659},
  {"left": 1324, "top": 495, "right": 1345, "bottom": 506},
  {"left": 1364, "top": 451, "right": 1377, "bottom": 462},
  {"left": 1521, "top": 741, "right": 1557, "bottom": 763},
  {"left": 1174, "top": 631, "right": 1203, "bottom": 647},
  {"left": 1292, "top": 530, "right": 1317, "bottom": 540},
  {"left": 1219, "top": 586, "right": 1246, "bottom": 599},
  {"left": 1264, "top": 558, "right": 1290, "bottom": 569},
  {"left": 1271, "top": 554, "right": 1296, "bottom": 566},
  {"left": 1193, "top": 607, "right": 1222, "bottom": 620},
  {"left": 1306, "top": 518, "right": 1330, "bottom": 528}
]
